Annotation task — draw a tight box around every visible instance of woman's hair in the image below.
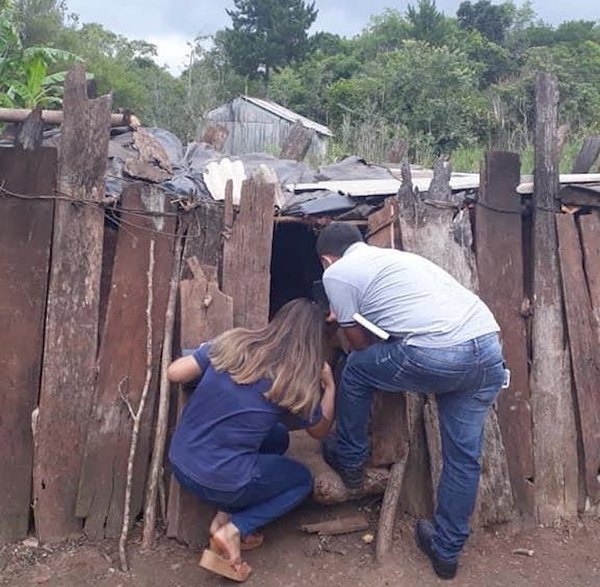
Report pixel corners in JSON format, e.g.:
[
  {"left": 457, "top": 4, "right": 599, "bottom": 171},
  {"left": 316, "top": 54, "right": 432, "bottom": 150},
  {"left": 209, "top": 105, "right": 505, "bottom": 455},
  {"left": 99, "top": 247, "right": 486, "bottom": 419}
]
[{"left": 209, "top": 298, "right": 326, "bottom": 417}]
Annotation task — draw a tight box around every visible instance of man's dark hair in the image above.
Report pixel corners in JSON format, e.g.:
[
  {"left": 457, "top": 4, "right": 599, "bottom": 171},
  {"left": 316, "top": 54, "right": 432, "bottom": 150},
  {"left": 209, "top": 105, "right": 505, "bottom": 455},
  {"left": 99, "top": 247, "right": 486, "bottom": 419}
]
[{"left": 316, "top": 222, "right": 364, "bottom": 257}]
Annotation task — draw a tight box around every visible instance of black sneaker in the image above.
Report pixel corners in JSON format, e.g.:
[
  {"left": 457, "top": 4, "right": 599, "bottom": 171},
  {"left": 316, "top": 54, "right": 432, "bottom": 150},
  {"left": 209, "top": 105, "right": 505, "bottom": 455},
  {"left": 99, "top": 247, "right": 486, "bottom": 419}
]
[
  {"left": 321, "top": 436, "right": 364, "bottom": 490},
  {"left": 415, "top": 519, "right": 458, "bottom": 580}
]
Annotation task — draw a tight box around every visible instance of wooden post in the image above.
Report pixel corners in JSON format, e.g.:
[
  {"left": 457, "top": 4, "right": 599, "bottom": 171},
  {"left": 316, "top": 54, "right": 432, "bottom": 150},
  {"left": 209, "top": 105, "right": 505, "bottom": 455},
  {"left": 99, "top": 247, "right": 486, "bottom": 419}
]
[
  {"left": 222, "top": 171, "right": 276, "bottom": 329},
  {"left": 557, "top": 214, "right": 600, "bottom": 507},
  {"left": 475, "top": 151, "right": 534, "bottom": 519},
  {"left": 33, "top": 65, "right": 111, "bottom": 542},
  {"left": 76, "top": 185, "right": 175, "bottom": 540},
  {"left": 0, "top": 147, "right": 56, "bottom": 543},
  {"left": 530, "top": 72, "right": 579, "bottom": 524}
]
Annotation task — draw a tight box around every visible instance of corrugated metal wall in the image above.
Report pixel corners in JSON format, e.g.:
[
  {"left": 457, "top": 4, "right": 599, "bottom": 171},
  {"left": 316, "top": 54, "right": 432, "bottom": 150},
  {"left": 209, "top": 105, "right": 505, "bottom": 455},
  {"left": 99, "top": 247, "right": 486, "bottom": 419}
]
[{"left": 206, "top": 98, "right": 328, "bottom": 162}]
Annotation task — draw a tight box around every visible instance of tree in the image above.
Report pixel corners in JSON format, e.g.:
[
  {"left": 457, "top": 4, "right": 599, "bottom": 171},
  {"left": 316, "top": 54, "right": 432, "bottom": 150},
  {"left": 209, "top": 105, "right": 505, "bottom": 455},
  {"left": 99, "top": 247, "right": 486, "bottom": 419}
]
[
  {"left": 406, "top": 0, "right": 452, "bottom": 46},
  {"left": 220, "top": 0, "right": 317, "bottom": 80},
  {"left": 457, "top": 1, "right": 514, "bottom": 44}
]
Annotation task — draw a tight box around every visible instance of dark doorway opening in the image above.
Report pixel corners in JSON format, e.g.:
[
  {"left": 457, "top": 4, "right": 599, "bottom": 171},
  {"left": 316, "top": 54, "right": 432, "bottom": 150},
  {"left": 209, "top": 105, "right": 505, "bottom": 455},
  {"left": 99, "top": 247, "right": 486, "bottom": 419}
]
[{"left": 269, "top": 222, "right": 323, "bottom": 316}]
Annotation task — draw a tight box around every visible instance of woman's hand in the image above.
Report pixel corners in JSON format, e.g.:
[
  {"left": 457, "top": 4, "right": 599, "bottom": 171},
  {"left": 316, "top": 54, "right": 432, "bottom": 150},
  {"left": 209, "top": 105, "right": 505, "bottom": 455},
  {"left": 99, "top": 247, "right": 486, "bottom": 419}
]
[
  {"left": 307, "top": 363, "right": 336, "bottom": 440},
  {"left": 321, "top": 362, "right": 335, "bottom": 396}
]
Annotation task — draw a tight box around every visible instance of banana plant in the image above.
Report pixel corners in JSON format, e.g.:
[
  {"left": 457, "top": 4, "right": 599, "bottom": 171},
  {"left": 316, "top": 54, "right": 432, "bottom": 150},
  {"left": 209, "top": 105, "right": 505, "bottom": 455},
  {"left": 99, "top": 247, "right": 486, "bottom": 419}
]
[{"left": 1, "top": 3, "right": 81, "bottom": 108}]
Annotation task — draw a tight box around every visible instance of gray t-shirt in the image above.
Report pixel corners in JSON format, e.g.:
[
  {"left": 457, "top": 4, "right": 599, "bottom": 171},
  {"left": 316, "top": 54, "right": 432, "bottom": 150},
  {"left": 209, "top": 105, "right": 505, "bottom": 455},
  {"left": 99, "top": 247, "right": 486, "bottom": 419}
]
[{"left": 322, "top": 242, "right": 499, "bottom": 348}]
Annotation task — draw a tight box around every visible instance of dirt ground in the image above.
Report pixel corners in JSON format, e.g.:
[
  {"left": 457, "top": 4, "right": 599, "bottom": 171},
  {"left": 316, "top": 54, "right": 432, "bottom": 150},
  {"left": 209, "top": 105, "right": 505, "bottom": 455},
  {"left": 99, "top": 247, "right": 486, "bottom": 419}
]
[{"left": 1, "top": 502, "right": 599, "bottom": 587}]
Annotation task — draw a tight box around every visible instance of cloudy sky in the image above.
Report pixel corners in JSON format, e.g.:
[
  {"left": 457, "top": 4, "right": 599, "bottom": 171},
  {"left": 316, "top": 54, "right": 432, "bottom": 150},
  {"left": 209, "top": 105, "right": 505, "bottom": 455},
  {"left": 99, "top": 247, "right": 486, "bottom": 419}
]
[{"left": 64, "top": 0, "right": 599, "bottom": 72}]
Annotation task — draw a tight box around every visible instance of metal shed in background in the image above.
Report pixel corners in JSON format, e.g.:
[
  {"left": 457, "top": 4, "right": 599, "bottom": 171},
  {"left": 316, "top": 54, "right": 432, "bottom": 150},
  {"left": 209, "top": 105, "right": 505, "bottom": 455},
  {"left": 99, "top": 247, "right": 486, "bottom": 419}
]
[{"left": 205, "top": 95, "right": 332, "bottom": 162}]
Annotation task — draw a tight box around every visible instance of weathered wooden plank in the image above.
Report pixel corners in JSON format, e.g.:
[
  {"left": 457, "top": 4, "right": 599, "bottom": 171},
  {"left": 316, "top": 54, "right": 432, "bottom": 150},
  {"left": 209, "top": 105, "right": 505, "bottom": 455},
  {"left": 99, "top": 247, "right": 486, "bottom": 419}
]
[
  {"left": 366, "top": 198, "right": 409, "bottom": 467},
  {"left": 0, "top": 148, "right": 56, "bottom": 543},
  {"left": 530, "top": 73, "right": 579, "bottom": 524},
  {"left": 222, "top": 173, "right": 275, "bottom": 329},
  {"left": 572, "top": 136, "right": 600, "bottom": 174},
  {"left": 475, "top": 151, "right": 534, "bottom": 518},
  {"left": 280, "top": 121, "right": 315, "bottom": 162},
  {"left": 76, "top": 185, "right": 175, "bottom": 540},
  {"left": 166, "top": 259, "right": 233, "bottom": 548},
  {"left": 557, "top": 213, "right": 600, "bottom": 506},
  {"left": 300, "top": 514, "right": 369, "bottom": 536},
  {"left": 166, "top": 203, "right": 225, "bottom": 548},
  {"left": 398, "top": 158, "right": 514, "bottom": 527},
  {"left": 33, "top": 65, "right": 111, "bottom": 542},
  {"left": 580, "top": 211, "right": 600, "bottom": 326}
]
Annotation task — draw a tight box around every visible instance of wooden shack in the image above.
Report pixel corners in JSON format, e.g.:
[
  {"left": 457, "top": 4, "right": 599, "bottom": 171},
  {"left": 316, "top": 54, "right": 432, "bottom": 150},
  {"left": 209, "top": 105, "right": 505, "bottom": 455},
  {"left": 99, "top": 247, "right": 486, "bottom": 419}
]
[
  {"left": 205, "top": 95, "right": 332, "bottom": 162},
  {"left": 1, "top": 68, "right": 600, "bottom": 570}
]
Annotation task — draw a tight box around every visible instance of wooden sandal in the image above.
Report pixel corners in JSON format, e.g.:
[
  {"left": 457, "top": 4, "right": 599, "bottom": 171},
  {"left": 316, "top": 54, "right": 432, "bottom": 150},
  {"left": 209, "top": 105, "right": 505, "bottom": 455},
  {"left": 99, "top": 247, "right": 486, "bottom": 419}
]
[{"left": 199, "top": 549, "right": 252, "bottom": 582}]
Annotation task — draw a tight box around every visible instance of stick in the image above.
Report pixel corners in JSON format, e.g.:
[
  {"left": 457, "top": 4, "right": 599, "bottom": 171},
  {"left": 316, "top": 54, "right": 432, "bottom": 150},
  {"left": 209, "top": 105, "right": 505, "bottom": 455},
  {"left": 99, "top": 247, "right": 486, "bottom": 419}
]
[
  {"left": 119, "top": 239, "right": 155, "bottom": 572},
  {"left": 375, "top": 456, "right": 408, "bottom": 562},
  {"left": 141, "top": 226, "right": 184, "bottom": 550}
]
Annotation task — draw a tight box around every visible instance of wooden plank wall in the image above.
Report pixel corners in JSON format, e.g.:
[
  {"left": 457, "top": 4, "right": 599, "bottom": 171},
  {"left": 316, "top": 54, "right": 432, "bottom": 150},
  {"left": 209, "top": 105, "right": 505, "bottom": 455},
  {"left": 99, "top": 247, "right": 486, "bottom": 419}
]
[
  {"left": 0, "top": 148, "right": 56, "bottom": 543},
  {"left": 166, "top": 260, "right": 233, "bottom": 547},
  {"left": 397, "top": 158, "right": 514, "bottom": 526},
  {"left": 166, "top": 202, "right": 229, "bottom": 548},
  {"left": 475, "top": 151, "right": 534, "bottom": 519},
  {"left": 557, "top": 214, "right": 600, "bottom": 507},
  {"left": 76, "top": 185, "right": 176, "bottom": 539},
  {"left": 33, "top": 65, "right": 112, "bottom": 542}
]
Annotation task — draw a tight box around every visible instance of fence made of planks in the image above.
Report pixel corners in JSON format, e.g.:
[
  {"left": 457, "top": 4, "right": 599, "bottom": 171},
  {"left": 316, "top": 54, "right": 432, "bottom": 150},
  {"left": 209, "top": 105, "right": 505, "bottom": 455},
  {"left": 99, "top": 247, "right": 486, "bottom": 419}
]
[{"left": 1, "top": 68, "right": 600, "bottom": 563}]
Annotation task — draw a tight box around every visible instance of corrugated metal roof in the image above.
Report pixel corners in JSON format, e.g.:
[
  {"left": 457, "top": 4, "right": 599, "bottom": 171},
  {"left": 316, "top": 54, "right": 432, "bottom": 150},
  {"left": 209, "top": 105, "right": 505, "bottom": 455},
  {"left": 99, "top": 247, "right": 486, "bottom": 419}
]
[
  {"left": 241, "top": 96, "right": 333, "bottom": 137},
  {"left": 287, "top": 173, "right": 600, "bottom": 197},
  {"left": 286, "top": 175, "right": 480, "bottom": 196}
]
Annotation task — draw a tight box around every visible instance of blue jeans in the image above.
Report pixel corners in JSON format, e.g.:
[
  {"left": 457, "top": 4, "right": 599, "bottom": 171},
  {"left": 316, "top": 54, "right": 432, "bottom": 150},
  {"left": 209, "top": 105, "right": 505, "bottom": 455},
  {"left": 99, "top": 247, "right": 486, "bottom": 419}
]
[
  {"left": 172, "top": 424, "right": 312, "bottom": 537},
  {"left": 336, "top": 332, "right": 504, "bottom": 562}
]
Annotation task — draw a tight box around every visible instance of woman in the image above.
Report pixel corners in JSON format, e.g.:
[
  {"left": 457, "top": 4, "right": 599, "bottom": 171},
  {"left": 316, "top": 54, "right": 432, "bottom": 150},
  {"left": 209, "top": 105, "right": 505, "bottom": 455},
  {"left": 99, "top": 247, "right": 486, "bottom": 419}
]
[{"left": 167, "top": 298, "right": 336, "bottom": 582}]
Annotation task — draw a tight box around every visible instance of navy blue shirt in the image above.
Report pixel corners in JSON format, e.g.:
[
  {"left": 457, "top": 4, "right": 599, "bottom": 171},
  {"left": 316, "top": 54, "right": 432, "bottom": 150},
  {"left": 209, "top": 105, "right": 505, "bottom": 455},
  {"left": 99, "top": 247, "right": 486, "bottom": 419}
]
[{"left": 169, "top": 343, "right": 320, "bottom": 491}]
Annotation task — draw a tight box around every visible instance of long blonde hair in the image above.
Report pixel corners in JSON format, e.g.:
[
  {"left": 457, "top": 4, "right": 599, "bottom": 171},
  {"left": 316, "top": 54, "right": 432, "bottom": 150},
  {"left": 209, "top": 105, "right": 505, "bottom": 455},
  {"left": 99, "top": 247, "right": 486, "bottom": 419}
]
[{"left": 209, "top": 298, "right": 326, "bottom": 417}]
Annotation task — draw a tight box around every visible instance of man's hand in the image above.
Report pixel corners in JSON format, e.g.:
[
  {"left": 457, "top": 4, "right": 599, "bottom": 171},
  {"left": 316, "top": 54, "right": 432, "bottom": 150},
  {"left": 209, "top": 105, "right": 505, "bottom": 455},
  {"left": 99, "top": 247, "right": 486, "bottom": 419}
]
[{"left": 342, "top": 325, "right": 376, "bottom": 351}]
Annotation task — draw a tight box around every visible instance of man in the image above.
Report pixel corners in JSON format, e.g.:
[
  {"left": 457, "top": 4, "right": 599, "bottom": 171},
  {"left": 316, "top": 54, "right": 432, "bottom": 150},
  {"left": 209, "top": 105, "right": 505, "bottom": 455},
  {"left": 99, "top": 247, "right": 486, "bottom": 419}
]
[{"left": 316, "top": 222, "right": 505, "bottom": 580}]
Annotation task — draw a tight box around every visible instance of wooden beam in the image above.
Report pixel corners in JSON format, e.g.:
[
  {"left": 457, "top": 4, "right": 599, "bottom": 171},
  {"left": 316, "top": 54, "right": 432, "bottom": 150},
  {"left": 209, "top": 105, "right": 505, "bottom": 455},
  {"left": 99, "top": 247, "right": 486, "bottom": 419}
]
[
  {"left": 0, "top": 147, "right": 56, "bottom": 543},
  {"left": 530, "top": 72, "right": 579, "bottom": 524},
  {"left": 475, "top": 151, "right": 534, "bottom": 519},
  {"left": 0, "top": 106, "right": 139, "bottom": 127},
  {"left": 557, "top": 213, "right": 600, "bottom": 506},
  {"left": 33, "top": 64, "right": 111, "bottom": 542}
]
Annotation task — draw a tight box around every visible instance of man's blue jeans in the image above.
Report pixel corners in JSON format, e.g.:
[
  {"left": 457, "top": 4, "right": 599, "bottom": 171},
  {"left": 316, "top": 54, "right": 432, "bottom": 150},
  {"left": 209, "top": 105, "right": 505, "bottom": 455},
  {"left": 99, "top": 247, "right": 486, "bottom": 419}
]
[
  {"left": 336, "top": 332, "right": 505, "bottom": 562},
  {"left": 172, "top": 424, "right": 312, "bottom": 538}
]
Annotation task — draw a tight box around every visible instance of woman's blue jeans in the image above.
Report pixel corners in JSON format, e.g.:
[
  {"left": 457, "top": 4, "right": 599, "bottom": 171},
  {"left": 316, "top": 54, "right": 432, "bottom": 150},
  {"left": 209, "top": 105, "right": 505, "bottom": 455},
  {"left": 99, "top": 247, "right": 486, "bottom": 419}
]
[
  {"left": 336, "top": 332, "right": 505, "bottom": 562},
  {"left": 172, "top": 424, "right": 312, "bottom": 538}
]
